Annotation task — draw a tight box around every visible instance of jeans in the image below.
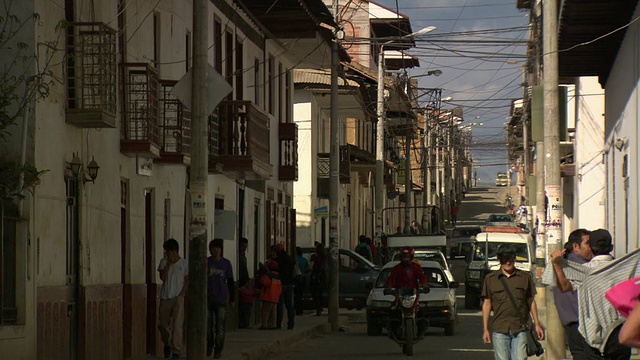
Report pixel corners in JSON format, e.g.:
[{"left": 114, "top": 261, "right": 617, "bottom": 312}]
[
  {"left": 492, "top": 331, "right": 527, "bottom": 360},
  {"left": 277, "top": 285, "right": 295, "bottom": 329},
  {"left": 294, "top": 276, "right": 305, "bottom": 315},
  {"left": 207, "top": 302, "right": 228, "bottom": 356},
  {"left": 565, "top": 322, "right": 588, "bottom": 360},
  {"left": 239, "top": 301, "right": 252, "bottom": 328},
  {"left": 584, "top": 324, "right": 631, "bottom": 360}
]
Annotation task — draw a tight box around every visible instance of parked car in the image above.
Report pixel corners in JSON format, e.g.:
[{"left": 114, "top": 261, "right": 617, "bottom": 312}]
[
  {"left": 366, "top": 261, "right": 459, "bottom": 336},
  {"left": 299, "top": 248, "right": 379, "bottom": 310},
  {"left": 450, "top": 226, "right": 482, "bottom": 259},
  {"left": 485, "top": 213, "right": 515, "bottom": 227}
]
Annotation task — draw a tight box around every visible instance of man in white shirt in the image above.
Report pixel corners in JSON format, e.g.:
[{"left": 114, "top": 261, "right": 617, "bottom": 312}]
[{"left": 157, "top": 239, "right": 189, "bottom": 359}]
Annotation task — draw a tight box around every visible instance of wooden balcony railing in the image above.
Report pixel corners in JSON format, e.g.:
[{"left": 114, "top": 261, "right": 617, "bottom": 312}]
[
  {"left": 278, "top": 123, "right": 298, "bottom": 181},
  {"left": 120, "top": 63, "right": 160, "bottom": 158},
  {"left": 65, "top": 22, "right": 117, "bottom": 128},
  {"left": 209, "top": 100, "right": 271, "bottom": 180},
  {"left": 156, "top": 80, "right": 191, "bottom": 165}
]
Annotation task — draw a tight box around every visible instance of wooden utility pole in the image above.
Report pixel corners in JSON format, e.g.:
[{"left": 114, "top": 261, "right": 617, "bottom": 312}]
[
  {"left": 543, "top": 0, "right": 565, "bottom": 358},
  {"left": 328, "top": 0, "right": 340, "bottom": 332},
  {"left": 187, "top": 0, "right": 208, "bottom": 357}
]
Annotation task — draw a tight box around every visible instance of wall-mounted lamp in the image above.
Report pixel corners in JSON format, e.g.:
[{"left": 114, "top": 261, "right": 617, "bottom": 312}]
[
  {"left": 615, "top": 137, "right": 628, "bottom": 151},
  {"left": 70, "top": 153, "right": 100, "bottom": 184}
]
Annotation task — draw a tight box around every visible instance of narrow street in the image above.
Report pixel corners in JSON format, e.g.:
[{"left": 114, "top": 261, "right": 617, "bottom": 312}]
[{"left": 267, "top": 187, "right": 515, "bottom": 359}]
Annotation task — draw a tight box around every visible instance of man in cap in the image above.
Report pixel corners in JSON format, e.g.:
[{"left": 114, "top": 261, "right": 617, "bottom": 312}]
[
  {"left": 481, "top": 244, "right": 544, "bottom": 360},
  {"left": 206, "top": 238, "right": 235, "bottom": 359}
]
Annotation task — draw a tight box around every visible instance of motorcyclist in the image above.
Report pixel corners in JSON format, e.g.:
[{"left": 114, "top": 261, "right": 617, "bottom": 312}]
[
  {"left": 385, "top": 247, "right": 429, "bottom": 339},
  {"left": 386, "top": 247, "right": 428, "bottom": 290}
]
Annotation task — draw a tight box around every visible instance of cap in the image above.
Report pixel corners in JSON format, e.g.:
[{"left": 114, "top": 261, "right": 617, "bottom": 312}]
[
  {"left": 275, "top": 243, "right": 285, "bottom": 252},
  {"left": 588, "top": 229, "right": 612, "bottom": 248},
  {"left": 496, "top": 244, "right": 516, "bottom": 256}
]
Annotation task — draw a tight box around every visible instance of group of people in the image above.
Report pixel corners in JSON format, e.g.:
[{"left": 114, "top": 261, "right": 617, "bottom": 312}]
[
  {"left": 155, "top": 237, "right": 332, "bottom": 359},
  {"left": 481, "top": 227, "right": 640, "bottom": 360}
]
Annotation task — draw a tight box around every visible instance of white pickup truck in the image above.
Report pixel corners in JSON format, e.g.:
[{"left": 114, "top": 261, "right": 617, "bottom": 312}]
[{"left": 463, "top": 227, "right": 535, "bottom": 309}]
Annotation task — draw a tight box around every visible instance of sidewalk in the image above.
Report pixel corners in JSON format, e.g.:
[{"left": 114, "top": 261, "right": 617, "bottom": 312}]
[{"left": 151, "top": 312, "right": 350, "bottom": 360}]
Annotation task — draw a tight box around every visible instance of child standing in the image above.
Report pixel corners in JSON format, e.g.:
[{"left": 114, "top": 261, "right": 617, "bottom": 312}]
[
  {"left": 259, "top": 260, "right": 282, "bottom": 330},
  {"left": 239, "top": 278, "right": 259, "bottom": 329}
]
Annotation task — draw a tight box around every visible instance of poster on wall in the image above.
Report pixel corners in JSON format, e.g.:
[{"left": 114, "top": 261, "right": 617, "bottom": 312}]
[{"left": 545, "top": 185, "right": 562, "bottom": 245}]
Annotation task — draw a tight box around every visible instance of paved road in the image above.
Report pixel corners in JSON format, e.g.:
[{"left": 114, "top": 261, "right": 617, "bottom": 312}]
[{"left": 267, "top": 187, "right": 514, "bottom": 359}]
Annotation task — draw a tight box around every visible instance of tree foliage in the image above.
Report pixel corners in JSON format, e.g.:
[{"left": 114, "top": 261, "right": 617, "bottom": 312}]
[{"left": 0, "top": 2, "right": 56, "bottom": 202}]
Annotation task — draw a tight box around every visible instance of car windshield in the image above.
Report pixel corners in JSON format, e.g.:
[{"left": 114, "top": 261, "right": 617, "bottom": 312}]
[
  {"left": 452, "top": 227, "right": 482, "bottom": 238},
  {"left": 375, "top": 267, "right": 448, "bottom": 288},
  {"left": 472, "top": 242, "right": 529, "bottom": 262},
  {"left": 390, "top": 252, "right": 446, "bottom": 269},
  {"left": 488, "top": 214, "right": 512, "bottom": 222}
]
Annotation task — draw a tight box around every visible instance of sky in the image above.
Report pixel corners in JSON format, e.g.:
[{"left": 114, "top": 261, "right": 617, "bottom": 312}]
[{"left": 373, "top": 0, "right": 530, "bottom": 186}]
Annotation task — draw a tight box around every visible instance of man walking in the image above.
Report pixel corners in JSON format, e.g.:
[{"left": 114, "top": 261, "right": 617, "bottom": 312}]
[
  {"left": 238, "top": 237, "right": 250, "bottom": 328},
  {"left": 482, "top": 244, "right": 544, "bottom": 360},
  {"left": 274, "top": 243, "right": 295, "bottom": 329},
  {"left": 207, "top": 238, "right": 235, "bottom": 359},
  {"left": 549, "top": 229, "right": 592, "bottom": 360},
  {"left": 157, "top": 239, "right": 188, "bottom": 359}
]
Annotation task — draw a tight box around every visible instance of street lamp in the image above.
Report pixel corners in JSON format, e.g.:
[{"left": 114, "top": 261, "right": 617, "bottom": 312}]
[
  {"left": 70, "top": 153, "right": 100, "bottom": 184},
  {"left": 426, "top": 69, "right": 443, "bottom": 77},
  {"left": 376, "top": 26, "right": 436, "bottom": 241}
]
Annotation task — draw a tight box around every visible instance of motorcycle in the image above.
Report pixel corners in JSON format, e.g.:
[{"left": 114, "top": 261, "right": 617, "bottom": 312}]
[{"left": 384, "top": 287, "right": 430, "bottom": 356}]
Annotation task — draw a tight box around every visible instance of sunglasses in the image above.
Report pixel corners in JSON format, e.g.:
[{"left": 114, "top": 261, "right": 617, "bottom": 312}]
[{"left": 499, "top": 256, "right": 516, "bottom": 264}]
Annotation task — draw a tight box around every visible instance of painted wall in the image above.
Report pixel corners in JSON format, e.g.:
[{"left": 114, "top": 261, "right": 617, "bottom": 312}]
[
  {"left": 574, "top": 77, "right": 606, "bottom": 231},
  {"left": 603, "top": 6, "right": 640, "bottom": 256}
]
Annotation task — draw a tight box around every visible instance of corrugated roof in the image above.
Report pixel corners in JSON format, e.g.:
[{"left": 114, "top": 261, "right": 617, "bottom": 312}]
[{"left": 293, "top": 69, "right": 359, "bottom": 87}]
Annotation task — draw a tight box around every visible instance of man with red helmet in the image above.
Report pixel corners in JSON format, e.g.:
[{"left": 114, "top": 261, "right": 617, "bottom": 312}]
[{"left": 386, "top": 247, "right": 428, "bottom": 290}]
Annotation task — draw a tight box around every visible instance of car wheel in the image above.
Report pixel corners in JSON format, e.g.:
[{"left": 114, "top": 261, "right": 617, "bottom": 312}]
[
  {"left": 444, "top": 323, "right": 455, "bottom": 336},
  {"left": 465, "top": 289, "right": 480, "bottom": 310}
]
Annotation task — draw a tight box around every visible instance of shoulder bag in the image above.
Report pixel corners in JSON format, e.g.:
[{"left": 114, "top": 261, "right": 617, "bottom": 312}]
[{"left": 498, "top": 276, "right": 544, "bottom": 357}]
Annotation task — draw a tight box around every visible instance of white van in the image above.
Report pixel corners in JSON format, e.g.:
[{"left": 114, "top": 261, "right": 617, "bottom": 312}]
[{"left": 463, "top": 227, "right": 534, "bottom": 309}]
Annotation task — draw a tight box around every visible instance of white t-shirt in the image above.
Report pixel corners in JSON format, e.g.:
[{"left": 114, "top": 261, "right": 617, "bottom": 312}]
[{"left": 158, "top": 257, "right": 189, "bottom": 300}]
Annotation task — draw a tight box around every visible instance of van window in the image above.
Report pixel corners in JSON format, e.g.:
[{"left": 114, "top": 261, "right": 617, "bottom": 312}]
[{"left": 472, "top": 242, "right": 529, "bottom": 262}]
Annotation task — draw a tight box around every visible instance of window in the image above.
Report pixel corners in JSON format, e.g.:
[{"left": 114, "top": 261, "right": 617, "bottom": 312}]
[
  {"left": 472, "top": 242, "right": 529, "bottom": 262},
  {"left": 153, "top": 12, "right": 161, "bottom": 66},
  {"left": 254, "top": 58, "right": 260, "bottom": 106},
  {"left": 214, "top": 19, "right": 222, "bottom": 74},
  {"left": 235, "top": 36, "right": 243, "bottom": 100},
  {"left": 268, "top": 55, "right": 274, "bottom": 114},
  {"left": 1, "top": 201, "right": 18, "bottom": 324},
  {"left": 277, "top": 62, "right": 283, "bottom": 118},
  {"left": 185, "top": 31, "right": 191, "bottom": 73},
  {"left": 225, "top": 30, "right": 233, "bottom": 100},
  {"left": 285, "top": 69, "right": 291, "bottom": 123}
]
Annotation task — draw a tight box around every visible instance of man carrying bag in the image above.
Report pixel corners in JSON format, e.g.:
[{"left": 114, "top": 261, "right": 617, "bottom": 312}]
[{"left": 482, "top": 244, "right": 545, "bottom": 359}]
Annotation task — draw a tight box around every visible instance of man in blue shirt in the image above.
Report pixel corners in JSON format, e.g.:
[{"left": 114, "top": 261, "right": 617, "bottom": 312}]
[
  {"left": 207, "top": 238, "right": 235, "bottom": 359},
  {"left": 550, "top": 229, "right": 592, "bottom": 360}
]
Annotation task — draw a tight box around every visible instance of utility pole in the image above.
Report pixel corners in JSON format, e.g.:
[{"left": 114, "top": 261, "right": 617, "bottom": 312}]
[
  {"left": 328, "top": 0, "right": 340, "bottom": 332},
  {"left": 187, "top": 0, "right": 208, "bottom": 357},
  {"left": 404, "top": 123, "right": 412, "bottom": 233},
  {"left": 543, "top": 0, "right": 565, "bottom": 358},
  {"left": 375, "top": 37, "right": 386, "bottom": 253}
]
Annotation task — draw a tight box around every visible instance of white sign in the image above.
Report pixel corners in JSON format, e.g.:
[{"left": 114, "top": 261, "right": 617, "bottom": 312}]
[{"left": 172, "top": 65, "right": 233, "bottom": 115}]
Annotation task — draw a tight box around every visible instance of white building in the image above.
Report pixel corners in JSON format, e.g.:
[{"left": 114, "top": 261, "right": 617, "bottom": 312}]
[{"left": 0, "top": 0, "right": 337, "bottom": 358}]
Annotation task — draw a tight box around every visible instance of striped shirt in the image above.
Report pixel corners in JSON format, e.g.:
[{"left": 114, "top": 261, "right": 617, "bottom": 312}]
[{"left": 577, "top": 250, "right": 640, "bottom": 353}]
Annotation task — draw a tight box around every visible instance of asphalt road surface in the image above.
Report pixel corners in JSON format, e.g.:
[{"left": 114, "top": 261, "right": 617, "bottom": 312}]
[{"left": 268, "top": 187, "right": 515, "bottom": 359}]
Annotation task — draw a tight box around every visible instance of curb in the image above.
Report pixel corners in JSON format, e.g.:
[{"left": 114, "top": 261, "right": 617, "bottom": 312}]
[{"left": 227, "top": 319, "right": 346, "bottom": 360}]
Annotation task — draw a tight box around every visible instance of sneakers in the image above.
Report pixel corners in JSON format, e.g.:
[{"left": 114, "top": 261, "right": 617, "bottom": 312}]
[
  {"left": 164, "top": 346, "right": 171, "bottom": 358},
  {"left": 213, "top": 352, "right": 222, "bottom": 359}
]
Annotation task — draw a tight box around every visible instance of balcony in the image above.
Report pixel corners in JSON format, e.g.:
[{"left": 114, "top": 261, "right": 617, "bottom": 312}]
[
  {"left": 279, "top": 123, "right": 298, "bottom": 181},
  {"left": 316, "top": 147, "right": 351, "bottom": 199},
  {"left": 209, "top": 100, "right": 271, "bottom": 180},
  {"left": 120, "top": 63, "right": 160, "bottom": 158},
  {"left": 65, "top": 22, "right": 117, "bottom": 128},
  {"left": 155, "top": 80, "right": 191, "bottom": 165}
]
